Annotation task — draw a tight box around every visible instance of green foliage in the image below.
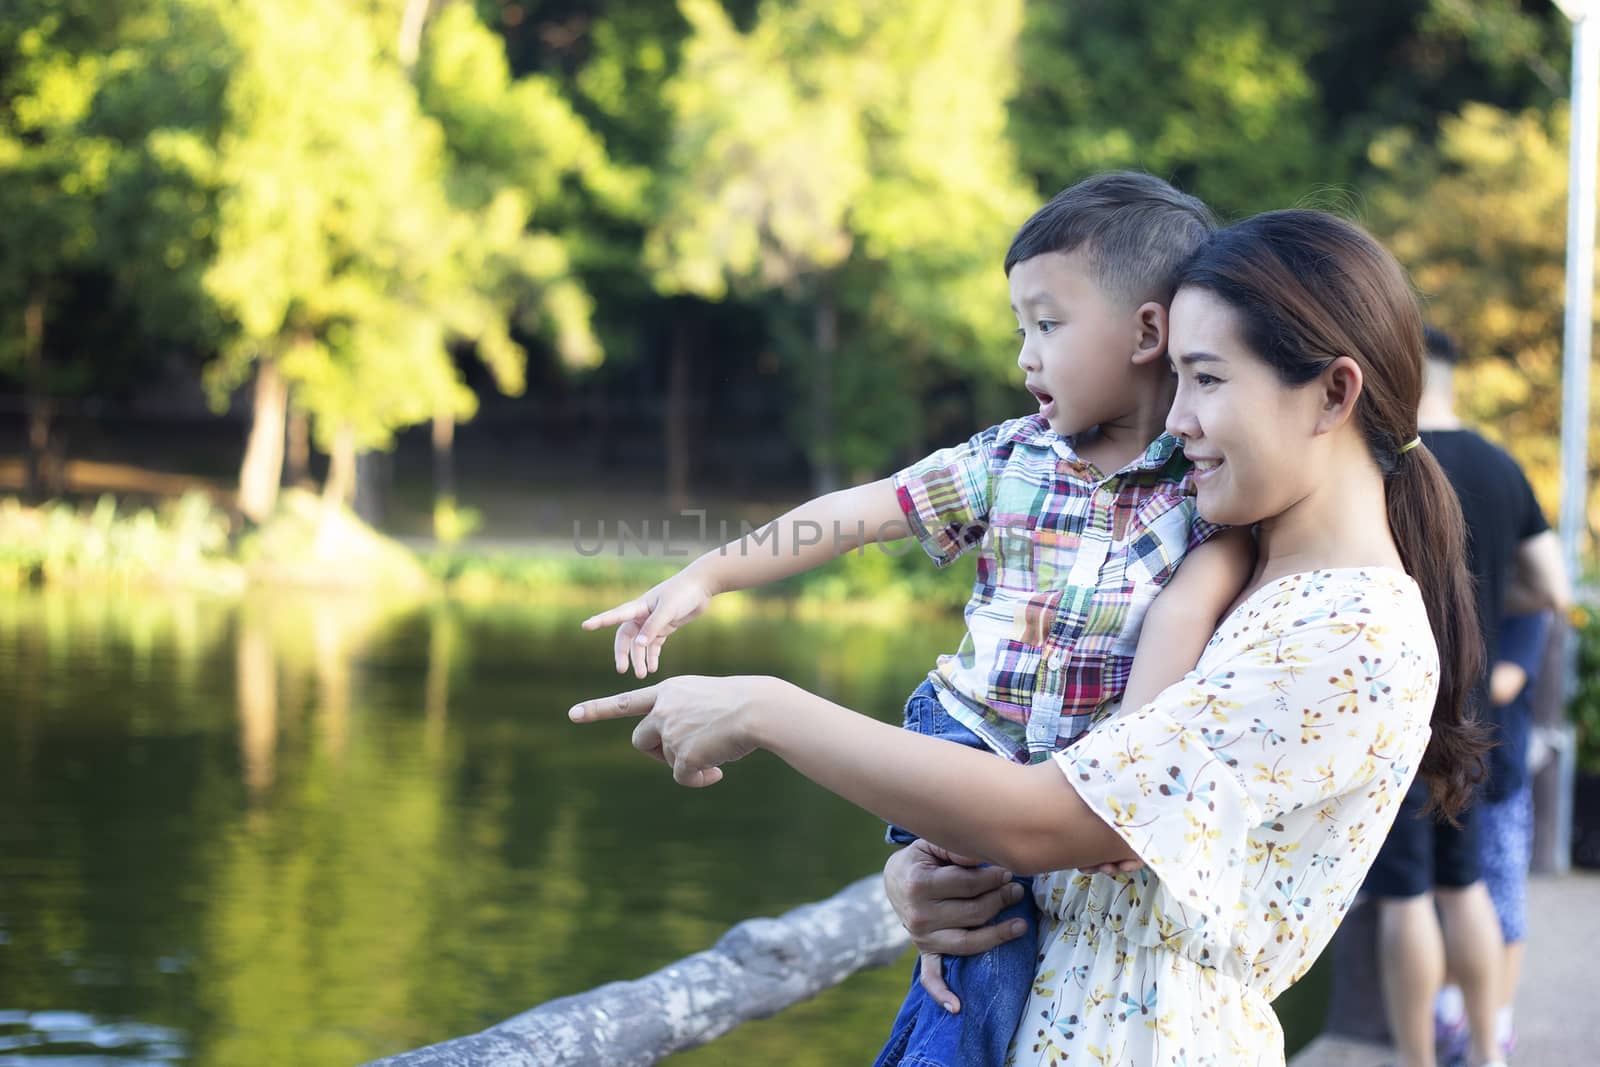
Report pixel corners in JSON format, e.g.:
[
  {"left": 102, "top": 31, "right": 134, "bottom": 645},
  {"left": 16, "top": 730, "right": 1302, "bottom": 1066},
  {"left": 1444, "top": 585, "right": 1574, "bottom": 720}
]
[
  {"left": 432, "top": 497, "right": 483, "bottom": 547},
  {"left": 1365, "top": 101, "right": 1594, "bottom": 525},
  {"left": 648, "top": 0, "right": 1030, "bottom": 348},
  {"left": 418, "top": 2, "right": 645, "bottom": 373},
  {"left": 0, "top": 491, "right": 242, "bottom": 590},
  {"left": 238, "top": 488, "right": 430, "bottom": 591},
  {"left": 426, "top": 539, "right": 972, "bottom": 615},
  {"left": 1008, "top": 0, "right": 1328, "bottom": 220},
  {"left": 1572, "top": 601, "right": 1600, "bottom": 774},
  {"left": 0, "top": 0, "right": 1592, "bottom": 548},
  {"left": 177, "top": 0, "right": 493, "bottom": 450},
  {"left": 1, "top": 0, "right": 623, "bottom": 492},
  {"left": 642, "top": 0, "right": 1034, "bottom": 475}
]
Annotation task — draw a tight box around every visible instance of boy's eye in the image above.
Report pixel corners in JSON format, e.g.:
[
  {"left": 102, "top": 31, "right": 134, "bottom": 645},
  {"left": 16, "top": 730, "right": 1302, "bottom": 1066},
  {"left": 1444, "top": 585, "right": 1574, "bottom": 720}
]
[{"left": 1037, "top": 320, "right": 1057, "bottom": 335}]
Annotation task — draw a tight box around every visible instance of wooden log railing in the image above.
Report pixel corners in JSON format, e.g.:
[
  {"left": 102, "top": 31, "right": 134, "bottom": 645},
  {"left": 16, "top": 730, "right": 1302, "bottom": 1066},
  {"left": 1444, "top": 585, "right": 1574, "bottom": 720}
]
[{"left": 363, "top": 874, "right": 910, "bottom": 1067}]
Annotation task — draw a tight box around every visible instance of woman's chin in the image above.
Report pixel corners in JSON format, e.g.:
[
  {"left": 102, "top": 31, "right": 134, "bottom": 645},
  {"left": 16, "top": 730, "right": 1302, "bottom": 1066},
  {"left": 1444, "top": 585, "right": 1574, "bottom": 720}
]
[{"left": 1195, "top": 489, "right": 1242, "bottom": 527}]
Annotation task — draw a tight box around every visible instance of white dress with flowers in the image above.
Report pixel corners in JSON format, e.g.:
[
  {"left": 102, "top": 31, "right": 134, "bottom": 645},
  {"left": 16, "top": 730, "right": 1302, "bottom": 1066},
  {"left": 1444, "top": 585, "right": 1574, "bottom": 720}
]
[{"left": 1006, "top": 569, "right": 1437, "bottom": 1066}]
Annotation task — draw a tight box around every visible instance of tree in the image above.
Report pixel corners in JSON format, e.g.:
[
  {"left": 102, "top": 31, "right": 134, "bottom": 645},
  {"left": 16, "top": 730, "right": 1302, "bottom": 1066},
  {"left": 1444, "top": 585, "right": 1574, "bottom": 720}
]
[
  {"left": 646, "top": 0, "right": 1032, "bottom": 494},
  {"left": 1365, "top": 101, "right": 1596, "bottom": 534},
  {"left": 412, "top": 1, "right": 636, "bottom": 530},
  {"left": 0, "top": 3, "right": 135, "bottom": 498},
  {"left": 1006, "top": 0, "right": 1329, "bottom": 221},
  {"left": 90, "top": 0, "right": 622, "bottom": 524}
]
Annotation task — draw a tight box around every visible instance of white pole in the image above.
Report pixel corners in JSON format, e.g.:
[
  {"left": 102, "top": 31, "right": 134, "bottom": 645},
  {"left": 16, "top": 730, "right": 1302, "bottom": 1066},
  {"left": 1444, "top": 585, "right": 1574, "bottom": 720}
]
[
  {"left": 1561, "top": 12, "right": 1598, "bottom": 583},
  {"left": 1542, "top": 8, "right": 1600, "bottom": 877}
]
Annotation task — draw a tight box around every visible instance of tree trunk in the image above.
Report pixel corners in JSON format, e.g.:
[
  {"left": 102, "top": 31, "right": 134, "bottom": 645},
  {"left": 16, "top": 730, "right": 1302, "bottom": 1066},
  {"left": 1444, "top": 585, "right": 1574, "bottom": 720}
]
[
  {"left": 238, "top": 360, "right": 288, "bottom": 523},
  {"left": 665, "top": 317, "right": 692, "bottom": 513},
  {"left": 811, "top": 283, "right": 839, "bottom": 495},
  {"left": 353, "top": 450, "right": 385, "bottom": 526},
  {"left": 397, "top": 0, "right": 435, "bottom": 71},
  {"left": 21, "top": 287, "right": 53, "bottom": 503},
  {"left": 286, "top": 404, "right": 312, "bottom": 488},
  {"left": 432, "top": 409, "right": 456, "bottom": 532},
  {"left": 323, "top": 423, "right": 357, "bottom": 509}
]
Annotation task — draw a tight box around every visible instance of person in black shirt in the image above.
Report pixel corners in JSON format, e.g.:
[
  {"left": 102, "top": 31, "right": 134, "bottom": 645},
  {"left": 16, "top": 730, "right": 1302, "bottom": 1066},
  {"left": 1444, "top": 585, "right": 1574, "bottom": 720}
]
[{"left": 1365, "top": 327, "right": 1569, "bottom": 1067}]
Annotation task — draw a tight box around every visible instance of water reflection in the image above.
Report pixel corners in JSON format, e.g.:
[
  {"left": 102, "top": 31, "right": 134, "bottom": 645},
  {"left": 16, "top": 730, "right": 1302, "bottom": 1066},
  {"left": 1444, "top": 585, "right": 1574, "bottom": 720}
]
[
  {"left": 0, "top": 588, "right": 970, "bottom": 1065},
  {"left": 0, "top": 1009, "right": 185, "bottom": 1064},
  {"left": 0, "top": 588, "right": 1326, "bottom": 1065}
]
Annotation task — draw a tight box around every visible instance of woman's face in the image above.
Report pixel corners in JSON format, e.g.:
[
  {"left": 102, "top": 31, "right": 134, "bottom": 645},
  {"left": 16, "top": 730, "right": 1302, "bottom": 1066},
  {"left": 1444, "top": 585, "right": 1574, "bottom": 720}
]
[{"left": 1164, "top": 287, "right": 1329, "bottom": 527}]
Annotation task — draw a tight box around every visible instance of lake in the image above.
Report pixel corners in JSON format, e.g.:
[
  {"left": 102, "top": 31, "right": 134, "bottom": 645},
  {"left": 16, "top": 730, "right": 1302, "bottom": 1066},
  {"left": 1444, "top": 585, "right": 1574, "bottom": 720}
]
[{"left": 0, "top": 586, "right": 1325, "bottom": 1065}]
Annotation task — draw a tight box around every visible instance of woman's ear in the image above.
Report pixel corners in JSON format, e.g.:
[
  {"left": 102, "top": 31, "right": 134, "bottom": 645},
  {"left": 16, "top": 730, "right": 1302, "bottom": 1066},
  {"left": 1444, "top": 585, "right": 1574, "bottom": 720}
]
[
  {"left": 1314, "top": 355, "right": 1364, "bottom": 435},
  {"left": 1130, "top": 301, "right": 1169, "bottom": 366}
]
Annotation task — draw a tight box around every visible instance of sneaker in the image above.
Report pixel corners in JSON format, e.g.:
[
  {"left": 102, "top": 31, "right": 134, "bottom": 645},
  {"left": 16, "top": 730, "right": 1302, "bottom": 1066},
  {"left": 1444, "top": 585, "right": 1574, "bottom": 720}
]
[
  {"left": 1434, "top": 1010, "right": 1470, "bottom": 1066},
  {"left": 1499, "top": 1024, "right": 1516, "bottom": 1061}
]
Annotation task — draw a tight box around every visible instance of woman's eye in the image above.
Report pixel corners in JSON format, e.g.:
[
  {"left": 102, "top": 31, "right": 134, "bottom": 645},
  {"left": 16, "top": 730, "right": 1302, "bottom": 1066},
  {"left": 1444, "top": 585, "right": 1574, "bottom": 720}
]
[{"left": 1195, "top": 373, "right": 1220, "bottom": 387}]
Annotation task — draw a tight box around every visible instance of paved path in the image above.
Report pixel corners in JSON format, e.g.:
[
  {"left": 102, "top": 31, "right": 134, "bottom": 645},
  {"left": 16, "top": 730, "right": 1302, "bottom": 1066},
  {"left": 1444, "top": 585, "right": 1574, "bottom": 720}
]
[{"left": 1291, "top": 871, "right": 1600, "bottom": 1066}]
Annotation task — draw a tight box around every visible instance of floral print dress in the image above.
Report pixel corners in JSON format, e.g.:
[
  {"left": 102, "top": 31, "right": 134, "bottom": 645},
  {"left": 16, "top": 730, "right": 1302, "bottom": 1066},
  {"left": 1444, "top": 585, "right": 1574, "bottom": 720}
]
[{"left": 1007, "top": 569, "right": 1437, "bottom": 1066}]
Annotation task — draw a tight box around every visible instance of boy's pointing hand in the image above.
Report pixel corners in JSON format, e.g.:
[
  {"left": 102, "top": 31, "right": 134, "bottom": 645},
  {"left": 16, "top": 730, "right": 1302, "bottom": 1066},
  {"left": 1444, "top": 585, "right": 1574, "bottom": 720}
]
[{"left": 580, "top": 567, "right": 719, "bottom": 679}]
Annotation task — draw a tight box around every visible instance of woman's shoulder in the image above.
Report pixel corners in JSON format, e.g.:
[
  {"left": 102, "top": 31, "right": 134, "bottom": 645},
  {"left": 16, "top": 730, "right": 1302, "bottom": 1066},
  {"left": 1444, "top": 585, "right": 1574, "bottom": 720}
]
[{"left": 1212, "top": 567, "right": 1435, "bottom": 665}]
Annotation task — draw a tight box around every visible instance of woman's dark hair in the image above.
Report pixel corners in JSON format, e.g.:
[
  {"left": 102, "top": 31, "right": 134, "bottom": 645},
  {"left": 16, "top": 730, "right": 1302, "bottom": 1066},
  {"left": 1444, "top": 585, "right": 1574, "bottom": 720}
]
[{"left": 1178, "top": 209, "right": 1486, "bottom": 818}]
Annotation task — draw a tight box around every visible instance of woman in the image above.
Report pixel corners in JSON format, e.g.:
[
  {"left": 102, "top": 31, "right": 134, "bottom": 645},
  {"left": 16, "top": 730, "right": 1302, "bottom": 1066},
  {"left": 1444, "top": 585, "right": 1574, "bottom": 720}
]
[{"left": 570, "top": 211, "right": 1484, "bottom": 1065}]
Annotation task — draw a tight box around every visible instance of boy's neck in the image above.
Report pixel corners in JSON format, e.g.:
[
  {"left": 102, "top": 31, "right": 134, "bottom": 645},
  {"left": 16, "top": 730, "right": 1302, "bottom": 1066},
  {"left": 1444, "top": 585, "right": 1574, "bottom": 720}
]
[
  {"left": 1072, "top": 424, "right": 1158, "bottom": 475},
  {"left": 1070, "top": 376, "right": 1175, "bottom": 474}
]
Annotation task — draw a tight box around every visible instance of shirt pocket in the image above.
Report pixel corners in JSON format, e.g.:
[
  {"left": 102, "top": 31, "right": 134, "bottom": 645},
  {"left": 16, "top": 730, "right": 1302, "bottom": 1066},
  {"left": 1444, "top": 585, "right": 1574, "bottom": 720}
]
[{"left": 1120, "top": 494, "right": 1194, "bottom": 590}]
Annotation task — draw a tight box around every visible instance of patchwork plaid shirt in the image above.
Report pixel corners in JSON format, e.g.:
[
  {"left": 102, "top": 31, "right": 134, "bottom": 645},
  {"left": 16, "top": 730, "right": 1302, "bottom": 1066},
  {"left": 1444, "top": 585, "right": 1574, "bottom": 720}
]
[{"left": 893, "top": 414, "right": 1220, "bottom": 764}]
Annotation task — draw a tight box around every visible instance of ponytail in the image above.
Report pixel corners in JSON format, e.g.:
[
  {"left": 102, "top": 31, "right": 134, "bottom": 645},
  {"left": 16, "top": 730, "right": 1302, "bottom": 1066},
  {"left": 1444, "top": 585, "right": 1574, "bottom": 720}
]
[
  {"left": 1386, "top": 444, "right": 1486, "bottom": 819},
  {"left": 1177, "top": 209, "right": 1491, "bottom": 821}
]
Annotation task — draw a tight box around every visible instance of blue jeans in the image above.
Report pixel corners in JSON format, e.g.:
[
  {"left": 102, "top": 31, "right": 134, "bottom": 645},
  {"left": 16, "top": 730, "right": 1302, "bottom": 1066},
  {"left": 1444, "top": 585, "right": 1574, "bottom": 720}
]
[{"left": 875, "top": 681, "right": 1039, "bottom": 1067}]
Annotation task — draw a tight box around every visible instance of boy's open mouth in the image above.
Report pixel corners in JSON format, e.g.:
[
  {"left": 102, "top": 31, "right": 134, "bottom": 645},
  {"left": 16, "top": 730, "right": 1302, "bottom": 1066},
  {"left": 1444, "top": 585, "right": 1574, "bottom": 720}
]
[{"left": 1027, "top": 386, "right": 1056, "bottom": 417}]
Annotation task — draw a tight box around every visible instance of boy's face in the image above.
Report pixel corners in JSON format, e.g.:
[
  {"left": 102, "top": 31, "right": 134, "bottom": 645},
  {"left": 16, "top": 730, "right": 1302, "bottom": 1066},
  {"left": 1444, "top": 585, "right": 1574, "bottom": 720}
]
[{"left": 1009, "top": 249, "right": 1149, "bottom": 437}]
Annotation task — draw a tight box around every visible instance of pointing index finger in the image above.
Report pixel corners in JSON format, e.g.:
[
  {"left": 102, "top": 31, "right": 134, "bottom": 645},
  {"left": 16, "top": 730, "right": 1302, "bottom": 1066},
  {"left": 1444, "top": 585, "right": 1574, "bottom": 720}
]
[
  {"left": 582, "top": 600, "right": 646, "bottom": 631},
  {"left": 569, "top": 685, "right": 659, "bottom": 723}
]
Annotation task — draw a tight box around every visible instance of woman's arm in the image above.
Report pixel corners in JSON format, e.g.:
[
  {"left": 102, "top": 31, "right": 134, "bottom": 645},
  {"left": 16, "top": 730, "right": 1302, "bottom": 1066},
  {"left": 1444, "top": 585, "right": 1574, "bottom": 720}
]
[
  {"left": 1121, "top": 527, "right": 1253, "bottom": 710},
  {"left": 569, "top": 675, "right": 1136, "bottom": 875}
]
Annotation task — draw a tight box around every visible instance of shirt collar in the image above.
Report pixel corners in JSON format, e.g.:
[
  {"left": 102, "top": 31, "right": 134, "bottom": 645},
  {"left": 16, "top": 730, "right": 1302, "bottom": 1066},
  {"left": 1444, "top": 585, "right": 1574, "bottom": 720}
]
[{"left": 1022, "top": 418, "right": 1187, "bottom": 477}]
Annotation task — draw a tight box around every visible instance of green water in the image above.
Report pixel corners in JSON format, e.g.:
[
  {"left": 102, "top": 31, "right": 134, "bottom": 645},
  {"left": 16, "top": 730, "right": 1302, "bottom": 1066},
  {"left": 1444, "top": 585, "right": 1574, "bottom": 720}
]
[{"left": 0, "top": 588, "right": 1326, "bottom": 1065}]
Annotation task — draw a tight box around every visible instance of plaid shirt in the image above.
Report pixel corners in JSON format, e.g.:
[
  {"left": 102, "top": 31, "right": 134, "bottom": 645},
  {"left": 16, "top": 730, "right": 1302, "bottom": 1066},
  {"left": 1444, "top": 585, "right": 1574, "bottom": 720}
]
[{"left": 893, "top": 415, "right": 1219, "bottom": 764}]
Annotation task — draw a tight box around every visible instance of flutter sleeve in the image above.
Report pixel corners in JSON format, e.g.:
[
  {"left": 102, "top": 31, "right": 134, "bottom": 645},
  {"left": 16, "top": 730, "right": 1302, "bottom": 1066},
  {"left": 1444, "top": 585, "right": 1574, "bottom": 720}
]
[{"left": 1056, "top": 614, "right": 1433, "bottom": 918}]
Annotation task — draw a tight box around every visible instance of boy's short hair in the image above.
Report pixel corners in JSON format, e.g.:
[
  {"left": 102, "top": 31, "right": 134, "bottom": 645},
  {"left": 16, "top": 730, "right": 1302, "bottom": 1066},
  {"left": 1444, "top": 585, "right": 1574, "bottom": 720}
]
[
  {"left": 1005, "top": 171, "right": 1216, "bottom": 306},
  {"left": 1423, "top": 325, "right": 1460, "bottom": 365}
]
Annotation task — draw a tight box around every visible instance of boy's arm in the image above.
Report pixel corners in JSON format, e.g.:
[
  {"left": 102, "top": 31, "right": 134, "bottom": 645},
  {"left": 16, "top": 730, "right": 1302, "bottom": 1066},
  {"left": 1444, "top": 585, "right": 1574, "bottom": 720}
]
[
  {"left": 693, "top": 477, "right": 910, "bottom": 593},
  {"left": 1120, "top": 527, "right": 1254, "bottom": 711},
  {"left": 1507, "top": 530, "right": 1571, "bottom": 616},
  {"left": 583, "top": 478, "right": 908, "bottom": 677}
]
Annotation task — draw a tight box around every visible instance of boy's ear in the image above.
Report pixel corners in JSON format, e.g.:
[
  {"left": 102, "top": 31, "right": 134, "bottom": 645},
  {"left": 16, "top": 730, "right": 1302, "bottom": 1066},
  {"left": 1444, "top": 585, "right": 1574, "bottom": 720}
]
[
  {"left": 1130, "top": 301, "right": 1169, "bottom": 365},
  {"left": 1313, "top": 355, "right": 1364, "bottom": 435}
]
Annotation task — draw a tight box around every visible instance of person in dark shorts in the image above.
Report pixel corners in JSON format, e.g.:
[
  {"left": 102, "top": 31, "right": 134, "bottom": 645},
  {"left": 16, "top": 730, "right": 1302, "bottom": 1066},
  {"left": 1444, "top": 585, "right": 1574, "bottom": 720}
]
[
  {"left": 1433, "top": 610, "right": 1554, "bottom": 1064},
  {"left": 1364, "top": 326, "right": 1569, "bottom": 1067}
]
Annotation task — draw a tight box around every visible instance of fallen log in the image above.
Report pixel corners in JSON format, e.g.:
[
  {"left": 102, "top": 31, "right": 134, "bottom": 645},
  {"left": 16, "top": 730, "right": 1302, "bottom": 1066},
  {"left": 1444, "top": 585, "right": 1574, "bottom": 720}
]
[{"left": 364, "top": 873, "right": 909, "bottom": 1067}]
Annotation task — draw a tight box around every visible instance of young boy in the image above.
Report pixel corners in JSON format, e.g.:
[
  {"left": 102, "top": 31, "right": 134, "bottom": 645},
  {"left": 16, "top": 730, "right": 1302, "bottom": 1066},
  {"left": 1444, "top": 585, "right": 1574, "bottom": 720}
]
[{"left": 582, "top": 172, "right": 1251, "bottom": 1066}]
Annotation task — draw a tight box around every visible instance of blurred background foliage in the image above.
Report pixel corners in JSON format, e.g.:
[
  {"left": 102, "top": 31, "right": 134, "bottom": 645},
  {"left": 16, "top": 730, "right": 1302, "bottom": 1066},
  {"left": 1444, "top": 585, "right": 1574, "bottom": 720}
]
[{"left": 0, "top": 0, "right": 1595, "bottom": 545}]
